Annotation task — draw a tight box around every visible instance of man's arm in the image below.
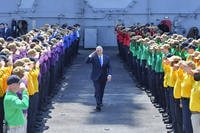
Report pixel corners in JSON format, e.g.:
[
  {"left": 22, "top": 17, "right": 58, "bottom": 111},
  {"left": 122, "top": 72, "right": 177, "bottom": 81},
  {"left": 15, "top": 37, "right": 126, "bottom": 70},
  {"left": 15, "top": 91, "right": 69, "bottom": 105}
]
[
  {"left": 85, "top": 51, "right": 96, "bottom": 64},
  {"left": 10, "top": 90, "right": 29, "bottom": 110},
  {"left": 107, "top": 57, "right": 112, "bottom": 81},
  {"left": 10, "top": 83, "right": 29, "bottom": 109}
]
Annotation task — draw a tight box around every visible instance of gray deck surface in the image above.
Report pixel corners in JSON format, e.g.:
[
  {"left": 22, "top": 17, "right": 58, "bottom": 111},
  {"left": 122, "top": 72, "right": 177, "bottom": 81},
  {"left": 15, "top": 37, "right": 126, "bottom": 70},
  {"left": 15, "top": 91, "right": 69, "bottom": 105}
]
[{"left": 44, "top": 48, "right": 167, "bottom": 133}]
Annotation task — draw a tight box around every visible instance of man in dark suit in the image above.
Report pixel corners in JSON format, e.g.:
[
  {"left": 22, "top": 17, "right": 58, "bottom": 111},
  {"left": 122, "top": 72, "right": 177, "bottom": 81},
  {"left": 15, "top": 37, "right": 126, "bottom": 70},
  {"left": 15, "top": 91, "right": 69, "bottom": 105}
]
[
  {"left": 86, "top": 46, "right": 112, "bottom": 111},
  {"left": 4, "top": 23, "right": 11, "bottom": 39},
  {"left": 0, "top": 23, "right": 4, "bottom": 38}
]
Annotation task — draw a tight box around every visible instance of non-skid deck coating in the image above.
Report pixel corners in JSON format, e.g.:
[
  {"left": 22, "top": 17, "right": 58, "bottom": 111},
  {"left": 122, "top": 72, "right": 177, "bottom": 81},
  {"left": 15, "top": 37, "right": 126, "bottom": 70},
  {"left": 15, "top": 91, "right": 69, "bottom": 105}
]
[{"left": 44, "top": 48, "right": 167, "bottom": 133}]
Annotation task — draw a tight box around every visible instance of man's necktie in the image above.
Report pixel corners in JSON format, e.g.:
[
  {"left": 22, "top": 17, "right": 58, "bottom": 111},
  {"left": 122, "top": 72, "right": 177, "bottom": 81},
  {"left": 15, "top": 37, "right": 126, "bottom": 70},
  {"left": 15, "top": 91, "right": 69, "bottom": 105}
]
[{"left": 99, "top": 56, "right": 102, "bottom": 66}]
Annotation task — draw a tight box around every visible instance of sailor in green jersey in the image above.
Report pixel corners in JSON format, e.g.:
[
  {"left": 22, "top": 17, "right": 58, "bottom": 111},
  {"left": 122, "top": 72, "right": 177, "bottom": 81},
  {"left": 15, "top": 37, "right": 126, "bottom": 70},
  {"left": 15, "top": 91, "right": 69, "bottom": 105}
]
[
  {"left": 186, "top": 44, "right": 197, "bottom": 61},
  {"left": 147, "top": 46, "right": 152, "bottom": 67},
  {"left": 130, "top": 41, "right": 136, "bottom": 57},
  {"left": 160, "top": 34, "right": 169, "bottom": 43},
  {"left": 129, "top": 39, "right": 137, "bottom": 75},
  {"left": 150, "top": 44, "right": 161, "bottom": 104},
  {"left": 190, "top": 39, "right": 200, "bottom": 52},
  {"left": 151, "top": 46, "right": 157, "bottom": 72},
  {"left": 135, "top": 40, "right": 141, "bottom": 60},
  {"left": 4, "top": 75, "right": 29, "bottom": 133},
  {"left": 147, "top": 45, "right": 152, "bottom": 93},
  {"left": 180, "top": 48, "right": 189, "bottom": 60},
  {"left": 136, "top": 38, "right": 145, "bottom": 87},
  {"left": 140, "top": 38, "right": 150, "bottom": 89},
  {"left": 197, "top": 45, "right": 200, "bottom": 52},
  {"left": 154, "top": 36, "right": 161, "bottom": 44},
  {"left": 194, "top": 40, "right": 200, "bottom": 52},
  {"left": 195, "top": 39, "right": 200, "bottom": 52},
  {"left": 146, "top": 41, "right": 156, "bottom": 94},
  {"left": 138, "top": 42, "right": 144, "bottom": 65},
  {"left": 155, "top": 47, "right": 164, "bottom": 73},
  {"left": 155, "top": 45, "right": 165, "bottom": 109},
  {"left": 174, "top": 47, "right": 181, "bottom": 57},
  {"left": 170, "top": 40, "right": 181, "bottom": 56},
  {"left": 152, "top": 45, "right": 161, "bottom": 105}
]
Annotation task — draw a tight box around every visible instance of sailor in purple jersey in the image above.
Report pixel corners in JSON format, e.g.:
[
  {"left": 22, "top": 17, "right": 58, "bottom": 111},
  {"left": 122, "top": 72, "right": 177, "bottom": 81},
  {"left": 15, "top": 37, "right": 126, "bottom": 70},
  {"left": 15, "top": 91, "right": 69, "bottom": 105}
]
[{"left": 0, "top": 23, "right": 81, "bottom": 133}]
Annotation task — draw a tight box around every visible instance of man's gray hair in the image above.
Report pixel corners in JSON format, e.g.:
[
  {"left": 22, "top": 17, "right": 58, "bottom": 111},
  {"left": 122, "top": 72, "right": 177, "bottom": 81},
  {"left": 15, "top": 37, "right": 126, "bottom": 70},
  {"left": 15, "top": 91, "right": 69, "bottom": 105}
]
[{"left": 96, "top": 45, "right": 103, "bottom": 50}]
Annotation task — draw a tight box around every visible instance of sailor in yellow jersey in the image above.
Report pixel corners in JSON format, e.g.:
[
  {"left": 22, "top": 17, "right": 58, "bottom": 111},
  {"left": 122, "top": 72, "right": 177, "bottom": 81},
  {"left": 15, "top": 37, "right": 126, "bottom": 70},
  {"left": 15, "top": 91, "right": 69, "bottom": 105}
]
[
  {"left": 0, "top": 55, "right": 13, "bottom": 132},
  {"left": 190, "top": 67, "right": 200, "bottom": 133},
  {"left": 0, "top": 57, "right": 5, "bottom": 132},
  {"left": 181, "top": 61, "right": 196, "bottom": 133},
  {"left": 173, "top": 60, "right": 185, "bottom": 133},
  {"left": 167, "top": 56, "right": 181, "bottom": 132},
  {"left": 162, "top": 46, "right": 173, "bottom": 129}
]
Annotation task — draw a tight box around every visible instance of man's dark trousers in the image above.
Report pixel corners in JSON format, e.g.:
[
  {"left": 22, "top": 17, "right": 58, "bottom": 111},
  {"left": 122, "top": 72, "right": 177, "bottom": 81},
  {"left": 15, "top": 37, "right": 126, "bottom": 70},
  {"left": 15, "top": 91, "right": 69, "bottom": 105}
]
[{"left": 93, "top": 76, "right": 107, "bottom": 106}]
